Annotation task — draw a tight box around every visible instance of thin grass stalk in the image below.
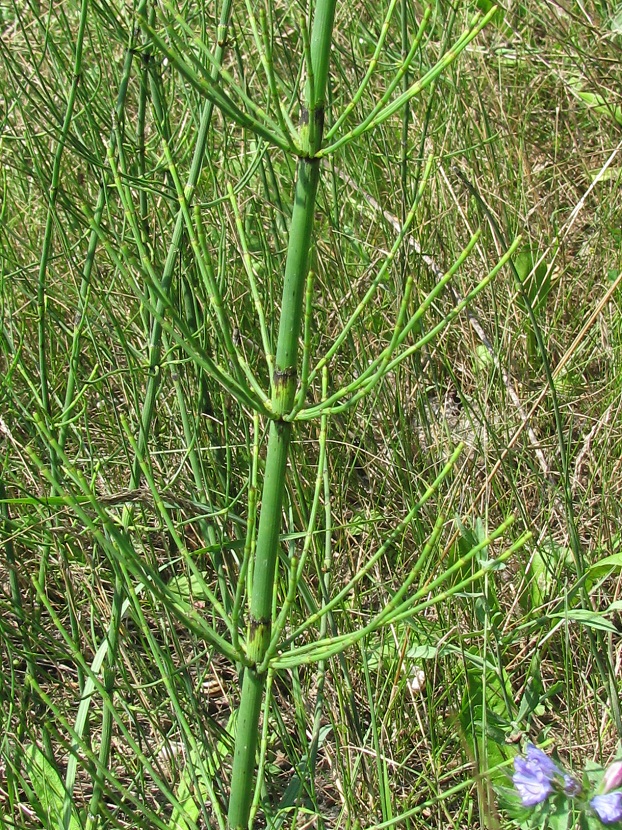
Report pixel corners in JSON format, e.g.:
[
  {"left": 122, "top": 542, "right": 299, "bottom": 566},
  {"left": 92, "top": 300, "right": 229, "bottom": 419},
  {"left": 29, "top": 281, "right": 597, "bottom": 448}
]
[
  {"left": 58, "top": 43, "right": 135, "bottom": 453},
  {"left": 36, "top": 0, "right": 89, "bottom": 478},
  {"left": 260, "top": 146, "right": 290, "bottom": 238},
  {"left": 132, "top": 0, "right": 234, "bottom": 490},
  {"left": 232, "top": 413, "right": 261, "bottom": 656},
  {"left": 399, "top": 0, "right": 410, "bottom": 215},
  {"left": 137, "top": 4, "right": 153, "bottom": 250},
  {"left": 299, "top": 412, "right": 333, "bottom": 788},
  {"left": 162, "top": 328, "right": 234, "bottom": 611},
  {"left": 0, "top": 481, "right": 38, "bottom": 697},
  {"left": 85, "top": 575, "right": 122, "bottom": 830},
  {"left": 260, "top": 8, "right": 300, "bottom": 146},
  {"left": 362, "top": 644, "right": 390, "bottom": 821},
  {"left": 296, "top": 268, "right": 315, "bottom": 405},
  {"left": 227, "top": 184, "right": 275, "bottom": 378},
  {"left": 227, "top": 1, "right": 337, "bottom": 825},
  {"left": 34, "top": 0, "right": 90, "bottom": 643},
  {"left": 248, "top": 668, "right": 276, "bottom": 827}
]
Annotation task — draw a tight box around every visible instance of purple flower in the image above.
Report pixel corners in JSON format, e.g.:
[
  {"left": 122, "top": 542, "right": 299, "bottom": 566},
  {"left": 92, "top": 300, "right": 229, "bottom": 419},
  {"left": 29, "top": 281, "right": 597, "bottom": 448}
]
[
  {"left": 513, "top": 744, "right": 558, "bottom": 807},
  {"left": 512, "top": 743, "right": 579, "bottom": 807},
  {"left": 603, "top": 761, "right": 622, "bottom": 794},
  {"left": 591, "top": 792, "right": 622, "bottom": 824}
]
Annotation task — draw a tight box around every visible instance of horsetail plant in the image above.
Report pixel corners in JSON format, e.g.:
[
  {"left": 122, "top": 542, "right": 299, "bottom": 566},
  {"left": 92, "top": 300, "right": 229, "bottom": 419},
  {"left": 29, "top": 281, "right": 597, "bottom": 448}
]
[{"left": 139, "top": 2, "right": 521, "bottom": 827}]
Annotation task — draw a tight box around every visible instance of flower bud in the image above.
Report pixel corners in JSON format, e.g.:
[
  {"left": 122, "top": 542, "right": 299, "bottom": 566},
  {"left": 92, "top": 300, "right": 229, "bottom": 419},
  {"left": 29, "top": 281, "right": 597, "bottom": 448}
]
[
  {"left": 603, "top": 761, "right": 622, "bottom": 794},
  {"left": 564, "top": 773, "right": 581, "bottom": 796}
]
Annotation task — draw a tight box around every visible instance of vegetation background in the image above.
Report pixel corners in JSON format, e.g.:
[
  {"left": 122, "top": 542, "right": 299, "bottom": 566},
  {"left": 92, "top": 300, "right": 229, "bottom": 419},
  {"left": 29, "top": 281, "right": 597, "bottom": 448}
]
[{"left": 1, "top": 0, "right": 622, "bottom": 828}]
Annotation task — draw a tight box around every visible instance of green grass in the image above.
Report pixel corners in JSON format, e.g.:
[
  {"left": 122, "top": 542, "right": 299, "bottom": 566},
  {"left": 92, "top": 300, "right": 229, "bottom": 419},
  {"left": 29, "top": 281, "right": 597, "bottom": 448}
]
[{"left": 1, "top": 0, "right": 622, "bottom": 828}]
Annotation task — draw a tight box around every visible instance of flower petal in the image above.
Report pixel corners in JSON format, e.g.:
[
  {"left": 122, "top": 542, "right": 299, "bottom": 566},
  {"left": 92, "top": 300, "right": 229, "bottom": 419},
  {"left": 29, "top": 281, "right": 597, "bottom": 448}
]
[
  {"left": 513, "top": 756, "right": 554, "bottom": 806},
  {"left": 592, "top": 792, "right": 622, "bottom": 824},
  {"left": 525, "top": 743, "right": 561, "bottom": 779}
]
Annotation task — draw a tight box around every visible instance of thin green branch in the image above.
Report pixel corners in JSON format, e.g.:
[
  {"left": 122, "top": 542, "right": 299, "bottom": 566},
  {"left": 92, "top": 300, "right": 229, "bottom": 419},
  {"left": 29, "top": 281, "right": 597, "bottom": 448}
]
[
  {"left": 325, "top": 0, "right": 412, "bottom": 140},
  {"left": 319, "top": 7, "right": 496, "bottom": 157}
]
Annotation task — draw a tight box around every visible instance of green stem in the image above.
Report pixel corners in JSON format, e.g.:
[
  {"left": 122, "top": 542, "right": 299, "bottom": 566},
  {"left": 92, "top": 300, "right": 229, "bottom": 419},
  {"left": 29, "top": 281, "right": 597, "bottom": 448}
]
[
  {"left": 228, "top": 156, "right": 321, "bottom": 830},
  {"left": 227, "top": 1, "right": 337, "bottom": 824}
]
